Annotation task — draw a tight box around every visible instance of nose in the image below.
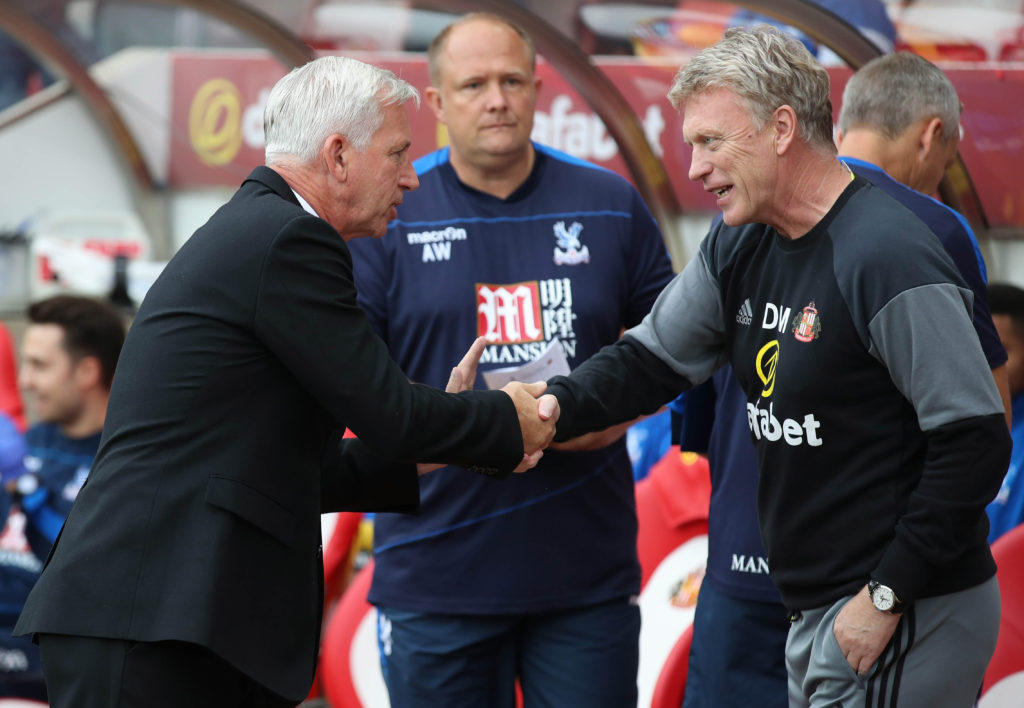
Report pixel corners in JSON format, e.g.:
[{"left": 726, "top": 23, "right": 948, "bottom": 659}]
[
  {"left": 688, "top": 146, "right": 711, "bottom": 183},
  {"left": 400, "top": 159, "right": 419, "bottom": 192},
  {"left": 17, "top": 364, "right": 31, "bottom": 393},
  {"left": 483, "top": 80, "right": 509, "bottom": 111}
]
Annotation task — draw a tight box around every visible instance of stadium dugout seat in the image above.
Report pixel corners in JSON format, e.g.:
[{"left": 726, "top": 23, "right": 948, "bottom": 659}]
[
  {"left": 318, "top": 447, "right": 712, "bottom": 708},
  {"left": 0, "top": 323, "right": 25, "bottom": 431},
  {"left": 635, "top": 447, "right": 710, "bottom": 708},
  {"left": 318, "top": 558, "right": 387, "bottom": 708},
  {"left": 635, "top": 447, "right": 710, "bottom": 586},
  {"left": 323, "top": 512, "right": 364, "bottom": 608},
  {"left": 650, "top": 624, "right": 694, "bottom": 708},
  {"left": 980, "top": 523, "right": 1024, "bottom": 706}
]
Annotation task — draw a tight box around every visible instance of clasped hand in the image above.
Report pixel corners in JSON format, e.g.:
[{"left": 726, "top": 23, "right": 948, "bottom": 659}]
[
  {"left": 449, "top": 337, "right": 560, "bottom": 472},
  {"left": 418, "top": 337, "right": 560, "bottom": 475},
  {"left": 499, "top": 380, "right": 559, "bottom": 473}
]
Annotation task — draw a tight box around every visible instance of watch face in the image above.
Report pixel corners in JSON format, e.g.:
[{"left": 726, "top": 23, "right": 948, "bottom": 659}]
[{"left": 872, "top": 585, "right": 895, "bottom": 611}]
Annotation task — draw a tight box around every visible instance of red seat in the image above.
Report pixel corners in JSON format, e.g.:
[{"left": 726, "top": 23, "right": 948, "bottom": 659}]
[
  {"left": 635, "top": 447, "right": 710, "bottom": 708},
  {"left": 310, "top": 431, "right": 372, "bottom": 702},
  {"left": 635, "top": 448, "right": 710, "bottom": 586},
  {"left": 0, "top": 323, "right": 25, "bottom": 431},
  {"left": 980, "top": 524, "right": 1024, "bottom": 705},
  {"left": 323, "top": 512, "right": 364, "bottom": 607},
  {"left": 318, "top": 448, "right": 712, "bottom": 707},
  {"left": 319, "top": 558, "right": 386, "bottom": 708},
  {"left": 650, "top": 624, "right": 694, "bottom": 708}
]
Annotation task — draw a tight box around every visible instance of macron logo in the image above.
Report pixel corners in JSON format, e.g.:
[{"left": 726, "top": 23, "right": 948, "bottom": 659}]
[
  {"left": 736, "top": 299, "right": 753, "bottom": 326},
  {"left": 407, "top": 226, "right": 467, "bottom": 263}
]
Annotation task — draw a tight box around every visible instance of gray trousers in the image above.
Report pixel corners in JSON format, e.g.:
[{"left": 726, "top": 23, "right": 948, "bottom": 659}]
[{"left": 786, "top": 576, "right": 1000, "bottom": 708}]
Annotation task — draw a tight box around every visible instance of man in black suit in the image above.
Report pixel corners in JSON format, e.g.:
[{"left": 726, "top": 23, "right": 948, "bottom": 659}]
[{"left": 14, "top": 55, "right": 557, "bottom": 708}]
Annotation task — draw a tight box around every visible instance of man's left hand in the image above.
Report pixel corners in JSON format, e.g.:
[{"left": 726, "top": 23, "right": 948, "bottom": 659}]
[
  {"left": 445, "top": 336, "right": 486, "bottom": 394},
  {"left": 832, "top": 584, "right": 901, "bottom": 676},
  {"left": 418, "top": 336, "right": 488, "bottom": 476}
]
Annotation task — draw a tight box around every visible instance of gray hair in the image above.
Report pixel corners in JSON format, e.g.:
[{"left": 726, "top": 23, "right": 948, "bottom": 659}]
[
  {"left": 839, "top": 52, "right": 961, "bottom": 141},
  {"left": 667, "top": 25, "right": 834, "bottom": 150},
  {"left": 427, "top": 12, "right": 536, "bottom": 87},
  {"left": 264, "top": 55, "right": 419, "bottom": 164}
]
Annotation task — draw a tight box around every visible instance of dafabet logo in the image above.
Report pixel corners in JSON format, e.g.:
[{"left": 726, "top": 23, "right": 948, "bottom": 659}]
[
  {"left": 188, "top": 78, "right": 243, "bottom": 167},
  {"left": 746, "top": 335, "right": 823, "bottom": 447}
]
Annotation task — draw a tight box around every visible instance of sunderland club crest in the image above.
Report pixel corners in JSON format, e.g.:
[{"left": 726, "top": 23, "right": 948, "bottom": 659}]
[
  {"left": 553, "top": 221, "right": 590, "bottom": 265},
  {"left": 792, "top": 301, "right": 821, "bottom": 342}
]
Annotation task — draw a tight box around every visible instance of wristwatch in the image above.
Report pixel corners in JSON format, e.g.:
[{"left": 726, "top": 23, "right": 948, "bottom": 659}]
[{"left": 868, "top": 580, "right": 904, "bottom": 614}]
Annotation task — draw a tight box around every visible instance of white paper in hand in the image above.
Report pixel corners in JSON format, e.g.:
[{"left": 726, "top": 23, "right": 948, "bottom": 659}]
[{"left": 481, "top": 338, "right": 571, "bottom": 390}]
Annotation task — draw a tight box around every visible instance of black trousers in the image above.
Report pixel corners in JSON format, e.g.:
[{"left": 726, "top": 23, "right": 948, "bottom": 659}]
[{"left": 38, "top": 634, "right": 296, "bottom": 708}]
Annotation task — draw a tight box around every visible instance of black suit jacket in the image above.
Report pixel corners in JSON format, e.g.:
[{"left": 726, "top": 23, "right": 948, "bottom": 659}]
[{"left": 14, "top": 167, "right": 523, "bottom": 701}]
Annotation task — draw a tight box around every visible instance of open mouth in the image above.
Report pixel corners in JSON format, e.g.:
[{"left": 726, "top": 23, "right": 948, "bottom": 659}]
[{"left": 713, "top": 186, "right": 732, "bottom": 198}]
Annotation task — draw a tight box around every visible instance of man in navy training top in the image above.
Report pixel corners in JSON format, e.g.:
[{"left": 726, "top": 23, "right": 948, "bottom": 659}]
[
  {"left": 837, "top": 51, "right": 1009, "bottom": 415},
  {"left": 348, "top": 12, "right": 674, "bottom": 707},
  {"left": 0, "top": 295, "right": 125, "bottom": 701},
  {"left": 986, "top": 282, "right": 1024, "bottom": 543}
]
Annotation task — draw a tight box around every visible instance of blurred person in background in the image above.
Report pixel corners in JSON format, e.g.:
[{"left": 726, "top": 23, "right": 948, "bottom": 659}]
[
  {"left": 0, "top": 295, "right": 125, "bottom": 701},
  {"left": 985, "top": 282, "right": 1024, "bottom": 543},
  {"left": 837, "top": 51, "right": 1010, "bottom": 418}
]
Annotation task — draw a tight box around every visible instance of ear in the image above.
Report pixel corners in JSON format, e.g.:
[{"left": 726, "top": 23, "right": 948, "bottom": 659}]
[
  {"left": 534, "top": 75, "right": 543, "bottom": 94},
  {"left": 323, "top": 133, "right": 348, "bottom": 183},
  {"left": 834, "top": 127, "right": 846, "bottom": 150},
  {"left": 918, "top": 117, "right": 944, "bottom": 162},
  {"left": 772, "top": 105, "right": 798, "bottom": 155},
  {"left": 73, "top": 355, "right": 102, "bottom": 391},
  {"left": 425, "top": 86, "right": 445, "bottom": 124}
]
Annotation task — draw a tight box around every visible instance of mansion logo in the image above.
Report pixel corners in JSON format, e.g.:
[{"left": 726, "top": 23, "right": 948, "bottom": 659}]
[{"left": 476, "top": 278, "right": 578, "bottom": 364}]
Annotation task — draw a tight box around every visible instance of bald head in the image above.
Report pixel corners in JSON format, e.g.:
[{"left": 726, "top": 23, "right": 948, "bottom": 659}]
[
  {"left": 423, "top": 12, "right": 541, "bottom": 197},
  {"left": 427, "top": 12, "right": 536, "bottom": 87}
]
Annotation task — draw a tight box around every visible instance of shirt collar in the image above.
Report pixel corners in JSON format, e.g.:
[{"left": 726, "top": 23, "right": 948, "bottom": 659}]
[{"left": 291, "top": 188, "right": 319, "bottom": 218}]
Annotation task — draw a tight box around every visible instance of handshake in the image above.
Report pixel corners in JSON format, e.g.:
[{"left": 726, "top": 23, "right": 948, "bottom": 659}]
[
  {"left": 499, "top": 380, "right": 559, "bottom": 473},
  {"left": 444, "top": 337, "right": 560, "bottom": 475}
]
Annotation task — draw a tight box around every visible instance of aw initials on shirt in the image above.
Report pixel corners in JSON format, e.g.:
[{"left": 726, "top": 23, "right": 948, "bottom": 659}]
[
  {"left": 422, "top": 242, "right": 451, "bottom": 262},
  {"left": 407, "top": 227, "right": 465, "bottom": 262}
]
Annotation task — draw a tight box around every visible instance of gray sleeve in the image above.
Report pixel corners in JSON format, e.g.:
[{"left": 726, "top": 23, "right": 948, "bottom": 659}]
[
  {"left": 867, "top": 282, "right": 1009, "bottom": 601},
  {"left": 627, "top": 246, "right": 730, "bottom": 387},
  {"left": 868, "top": 282, "right": 1003, "bottom": 431}
]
